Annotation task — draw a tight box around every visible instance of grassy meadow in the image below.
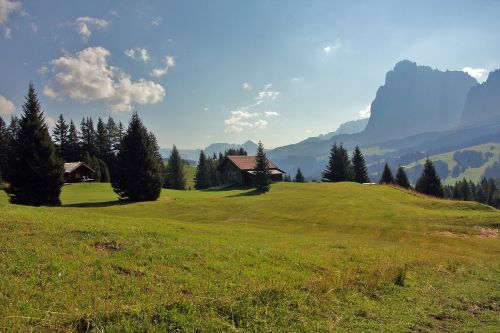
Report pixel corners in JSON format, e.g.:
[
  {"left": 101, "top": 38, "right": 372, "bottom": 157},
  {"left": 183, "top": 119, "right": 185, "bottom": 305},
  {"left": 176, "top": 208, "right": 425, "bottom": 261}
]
[{"left": 0, "top": 182, "right": 499, "bottom": 332}]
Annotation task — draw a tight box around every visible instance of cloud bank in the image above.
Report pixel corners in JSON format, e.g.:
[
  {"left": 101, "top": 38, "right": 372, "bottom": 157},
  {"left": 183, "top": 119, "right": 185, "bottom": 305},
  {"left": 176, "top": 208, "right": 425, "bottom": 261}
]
[
  {"left": 0, "top": 94, "right": 15, "bottom": 115},
  {"left": 44, "top": 47, "right": 165, "bottom": 112}
]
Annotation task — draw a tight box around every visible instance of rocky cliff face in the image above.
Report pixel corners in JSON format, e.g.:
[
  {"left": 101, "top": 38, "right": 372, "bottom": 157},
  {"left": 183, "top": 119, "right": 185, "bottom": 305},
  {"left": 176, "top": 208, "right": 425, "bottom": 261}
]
[
  {"left": 362, "top": 60, "right": 477, "bottom": 142},
  {"left": 460, "top": 69, "right": 500, "bottom": 125}
]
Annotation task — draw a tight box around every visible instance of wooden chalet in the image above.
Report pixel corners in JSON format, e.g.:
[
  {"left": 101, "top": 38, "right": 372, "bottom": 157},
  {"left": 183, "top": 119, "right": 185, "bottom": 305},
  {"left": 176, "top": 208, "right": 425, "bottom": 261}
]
[
  {"left": 64, "top": 162, "right": 95, "bottom": 183},
  {"left": 217, "top": 155, "right": 285, "bottom": 186}
]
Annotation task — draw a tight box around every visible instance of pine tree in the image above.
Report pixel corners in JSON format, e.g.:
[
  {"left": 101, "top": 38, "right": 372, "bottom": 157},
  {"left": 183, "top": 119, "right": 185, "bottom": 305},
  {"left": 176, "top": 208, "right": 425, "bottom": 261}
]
[
  {"left": 96, "top": 117, "right": 110, "bottom": 159},
  {"left": 322, "top": 143, "right": 351, "bottom": 182},
  {"left": 52, "top": 114, "right": 69, "bottom": 160},
  {"left": 395, "top": 166, "right": 411, "bottom": 189},
  {"left": 194, "top": 150, "right": 211, "bottom": 189},
  {"left": 66, "top": 120, "right": 80, "bottom": 161},
  {"left": 106, "top": 116, "right": 118, "bottom": 152},
  {"left": 415, "top": 158, "right": 443, "bottom": 198},
  {"left": 165, "top": 145, "right": 186, "bottom": 190},
  {"left": 6, "top": 84, "right": 64, "bottom": 205},
  {"left": 294, "top": 168, "right": 305, "bottom": 182},
  {"left": 8, "top": 115, "right": 20, "bottom": 142},
  {"left": 80, "top": 117, "right": 96, "bottom": 156},
  {"left": 254, "top": 141, "right": 272, "bottom": 192},
  {"left": 112, "top": 112, "right": 163, "bottom": 201},
  {"left": 352, "top": 146, "right": 370, "bottom": 183},
  {"left": 379, "top": 163, "right": 394, "bottom": 184},
  {"left": 0, "top": 116, "right": 9, "bottom": 181}
]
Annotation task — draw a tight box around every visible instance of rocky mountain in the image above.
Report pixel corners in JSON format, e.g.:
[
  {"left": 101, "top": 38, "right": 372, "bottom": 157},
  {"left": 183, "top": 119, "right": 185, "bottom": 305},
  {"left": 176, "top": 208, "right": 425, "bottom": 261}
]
[
  {"left": 362, "top": 60, "right": 477, "bottom": 142},
  {"left": 302, "top": 118, "right": 368, "bottom": 143},
  {"left": 460, "top": 69, "right": 500, "bottom": 125}
]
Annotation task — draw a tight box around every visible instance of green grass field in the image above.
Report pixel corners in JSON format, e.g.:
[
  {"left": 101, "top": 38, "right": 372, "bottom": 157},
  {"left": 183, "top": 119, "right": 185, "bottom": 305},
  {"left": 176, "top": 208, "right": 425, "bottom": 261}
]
[{"left": 0, "top": 183, "right": 499, "bottom": 332}]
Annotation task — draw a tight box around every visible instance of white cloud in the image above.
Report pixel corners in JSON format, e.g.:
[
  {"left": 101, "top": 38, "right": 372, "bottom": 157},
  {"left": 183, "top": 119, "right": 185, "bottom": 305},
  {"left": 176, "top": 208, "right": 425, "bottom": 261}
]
[
  {"left": 151, "top": 17, "right": 162, "bottom": 26},
  {"left": 44, "top": 46, "right": 165, "bottom": 112},
  {"left": 359, "top": 104, "right": 371, "bottom": 119},
  {"left": 124, "top": 47, "right": 151, "bottom": 63},
  {"left": 224, "top": 84, "right": 280, "bottom": 132},
  {"left": 30, "top": 22, "right": 37, "bottom": 33},
  {"left": 109, "top": 10, "right": 119, "bottom": 17},
  {"left": 203, "top": 107, "right": 209, "bottom": 111},
  {"left": 242, "top": 82, "right": 253, "bottom": 91},
  {"left": 3, "top": 26, "right": 10, "bottom": 38},
  {"left": 0, "top": 94, "right": 15, "bottom": 115},
  {"left": 37, "top": 66, "right": 49, "bottom": 74},
  {"left": 0, "top": 0, "right": 21, "bottom": 25},
  {"left": 463, "top": 67, "right": 488, "bottom": 82},
  {"left": 323, "top": 41, "right": 342, "bottom": 55},
  {"left": 44, "top": 115, "right": 56, "bottom": 129},
  {"left": 290, "top": 77, "right": 304, "bottom": 83},
  {"left": 151, "top": 55, "right": 175, "bottom": 77},
  {"left": 264, "top": 111, "right": 279, "bottom": 117},
  {"left": 74, "top": 16, "right": 109, "bottom": 42}
]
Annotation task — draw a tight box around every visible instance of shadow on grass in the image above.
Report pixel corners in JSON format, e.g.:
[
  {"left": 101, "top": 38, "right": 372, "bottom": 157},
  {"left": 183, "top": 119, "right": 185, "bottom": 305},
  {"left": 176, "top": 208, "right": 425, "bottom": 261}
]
[
  {"left": 63, "top": 200, "right": 130, "bottom": 208},
  {"left": 226, "top": 189, "right": 264, "bottom": 197}
]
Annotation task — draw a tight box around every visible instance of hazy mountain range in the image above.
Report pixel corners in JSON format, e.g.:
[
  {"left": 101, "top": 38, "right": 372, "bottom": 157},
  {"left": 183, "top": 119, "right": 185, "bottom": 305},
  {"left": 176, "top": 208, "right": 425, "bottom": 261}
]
[{"left": 164, "top": 60, "right": 500, "bottom": 183}]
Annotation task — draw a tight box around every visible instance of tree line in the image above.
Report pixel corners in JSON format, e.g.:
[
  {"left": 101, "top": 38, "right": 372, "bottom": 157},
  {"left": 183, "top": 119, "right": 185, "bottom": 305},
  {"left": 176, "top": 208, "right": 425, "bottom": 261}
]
[{"left": 444, "top": 178, "right": 500, "bottom": 208}]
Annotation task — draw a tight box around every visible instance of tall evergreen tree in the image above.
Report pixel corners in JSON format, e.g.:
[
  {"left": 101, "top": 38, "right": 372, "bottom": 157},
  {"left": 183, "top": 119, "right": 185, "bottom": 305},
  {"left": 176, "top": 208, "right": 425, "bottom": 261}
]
[
  {"left": 8, "top": 115, "right": 20, "bottom": 142},
  {"left": 415, "top": 158, "right": 443, "bottom": 198},
  {"left": 254, "top": 141, "right": 272, "bottom": 192},
  {"left": 0, "top": 116, "right": 9, "bottom": 181},
  {"left": 294, "top": 168, "right": 305, "bottom": 182},
  {"left": 96, "top": 117, "right": 110, "bottom": 159},
  {"left": 352, "top": 146, "right": 370, "bottom": 183},
  {"left": 66, "top": 120, "right": 80, "bottom": 161},
  {"left": 194, "top": 150, "right": 211, "bottom": 189},
  {"left": 112, "top": 112, "right": 163, "bottom": 201},
  {"left": 106, "top": 116, "right": 118, "bottom": 152},
  {"left": 52, "top": 114, "right": 69, "bottom": 160},
  {"left": 165, "top": 145, "right": 186, "bottom": 190},
  {"left": 395, "top": 166, "right": 411, "bottom": 189},
  {"left": 322, "top": 143, "right": 351, "bottom": 182},
  {"left": 6, "top": 84, "right": 64, "bottom": 205},
  {"left": 80, "top": 117, "right": 97, "bottom": 156},
  {"left": 379, "top": 163, "right": 394, "bottom": 184}
]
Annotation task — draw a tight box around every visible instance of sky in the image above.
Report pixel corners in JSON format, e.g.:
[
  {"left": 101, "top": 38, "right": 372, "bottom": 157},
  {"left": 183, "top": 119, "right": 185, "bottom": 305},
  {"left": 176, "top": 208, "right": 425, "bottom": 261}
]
[{"left": 1, "top": 0, "right": 499, "bottom": 149}]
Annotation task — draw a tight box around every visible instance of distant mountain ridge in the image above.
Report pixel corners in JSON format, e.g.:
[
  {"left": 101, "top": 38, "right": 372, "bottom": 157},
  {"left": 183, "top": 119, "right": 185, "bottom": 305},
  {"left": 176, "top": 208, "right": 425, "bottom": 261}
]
[
  {"left": 160, "top": 140, "right": 258, "bottom": 160},
  {"left": 461, "top": 69, "right": 500, "bottom": 125}
]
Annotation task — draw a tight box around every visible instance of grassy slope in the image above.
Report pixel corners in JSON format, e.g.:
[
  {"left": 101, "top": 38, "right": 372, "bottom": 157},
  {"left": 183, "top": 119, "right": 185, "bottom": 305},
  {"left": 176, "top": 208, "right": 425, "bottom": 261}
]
[
  {"left": 406, "top": 142, "right": 500, "bottom": 184},
  {"left": 184, "top": 164, "right": 196, "bottom": 190},
  {"left": 0, "top": 183, "right": 499, "bottom": 332}
]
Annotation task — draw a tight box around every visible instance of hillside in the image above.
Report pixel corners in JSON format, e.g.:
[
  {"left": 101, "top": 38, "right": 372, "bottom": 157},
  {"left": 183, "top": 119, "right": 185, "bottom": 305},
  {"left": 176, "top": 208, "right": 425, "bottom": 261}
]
[{"left": 1, "top": 183, "right": 499, "bottom": 332}]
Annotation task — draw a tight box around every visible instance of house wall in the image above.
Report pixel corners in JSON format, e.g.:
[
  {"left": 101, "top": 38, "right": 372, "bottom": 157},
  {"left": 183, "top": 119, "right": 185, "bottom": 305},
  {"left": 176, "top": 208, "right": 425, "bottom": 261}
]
[
  {"left": 65, "top": 165, "right": 93, "bottom": 183},
  {"left": 220, "top": 162, "right": 244, "bottom": 185}
]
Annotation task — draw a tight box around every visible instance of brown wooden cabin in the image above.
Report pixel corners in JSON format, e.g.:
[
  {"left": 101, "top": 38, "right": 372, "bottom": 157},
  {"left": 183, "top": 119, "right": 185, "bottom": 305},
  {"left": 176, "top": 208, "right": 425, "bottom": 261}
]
[
  {"left": 64, "top": 162, "right": 95, "bottom": 183},
  {"left": 217, "top": 155, "right": 285, "bottom": 186}
]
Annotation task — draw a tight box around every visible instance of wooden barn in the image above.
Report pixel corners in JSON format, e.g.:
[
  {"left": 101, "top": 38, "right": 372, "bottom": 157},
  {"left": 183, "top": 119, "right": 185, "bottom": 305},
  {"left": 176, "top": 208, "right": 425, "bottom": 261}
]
[
  {"left": 217, "top": 155, "right": 285, "bottom": 186},
  {"left": 64, "top": 162, "right": 95, "bottom": 183}
]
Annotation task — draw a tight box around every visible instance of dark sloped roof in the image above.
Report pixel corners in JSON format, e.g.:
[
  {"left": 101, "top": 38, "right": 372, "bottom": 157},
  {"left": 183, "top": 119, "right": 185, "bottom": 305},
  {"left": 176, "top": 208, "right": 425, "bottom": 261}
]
[
  {"left": 222, "top": 155, "right": 283, "bottom": 172},
  {"left": 64, "top": 162, "right": 95, "bottom": 174}
]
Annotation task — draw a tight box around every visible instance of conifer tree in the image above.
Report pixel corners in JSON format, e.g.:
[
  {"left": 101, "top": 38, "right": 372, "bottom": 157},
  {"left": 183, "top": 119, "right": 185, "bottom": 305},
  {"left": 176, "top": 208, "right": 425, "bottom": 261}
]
[
  {"left": 165, "top": 145, "right": 186, "bottom": 190},
  {"left": 254, "top": 141, "right": 272, "bottom": 192},
  {"left": 294, "top": 168, "right": 305, "bottom": 182},
  {"left": 8, "top": 115, "right": 20, "bottom": 142},
  {"left": 415, "top": 158, "right": 443, "bottom": 197},
  {"left": 80, "top": 117, "right": 97, "bottom": 156},
  {"left": 106, "top": 116, "right": 118, "bottom": 152},
  {"left": 352, "top": 146, "right": 370, "bottom": 183},
  {"left": 379, "top": 163, "right": 394, "bottom": 184},
  {"left": 6, "top": 84, "right": 64, "bottom": 205},
  {"left": 52, "top": 114, "right": 69, "bottom": 160},
  {"left": 322, "top": 143, "right": 338, "bottom": 182},
  {"left": 66, "top": 120, "right": 80, "bottom": 161},
  {"left": 96, "top": 117, "right": 110, "bottom": 159},
  {"left": 112, "top": 112, "right": 163, "bottom": 201},
  {"left": 0, "top": 116, "right": 9, "bottom": 181},
  {"left": 194, "top": 150, "right": 211, "bottom": 189},
  {"left": 395, "top": 166, "right": 411, "bottom": 189},
  {"left": 322, "top": 143, "right": 351, "bottom": 182}
]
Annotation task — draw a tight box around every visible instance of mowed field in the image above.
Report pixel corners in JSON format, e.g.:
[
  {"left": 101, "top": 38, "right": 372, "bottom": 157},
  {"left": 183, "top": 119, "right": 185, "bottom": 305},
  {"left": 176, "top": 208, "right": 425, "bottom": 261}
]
[{"left": 0, "top": 183, "right": 499, "bottom": 332}]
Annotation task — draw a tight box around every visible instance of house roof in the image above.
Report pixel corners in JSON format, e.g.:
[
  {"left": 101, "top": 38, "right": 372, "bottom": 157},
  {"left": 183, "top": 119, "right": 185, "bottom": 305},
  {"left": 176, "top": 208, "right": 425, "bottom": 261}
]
[
  {"left": 221, "top": 155, "right": 283, "bottom": 172},
  {"left": 64, "top": 162, "right": 95, "bottom": 174}
]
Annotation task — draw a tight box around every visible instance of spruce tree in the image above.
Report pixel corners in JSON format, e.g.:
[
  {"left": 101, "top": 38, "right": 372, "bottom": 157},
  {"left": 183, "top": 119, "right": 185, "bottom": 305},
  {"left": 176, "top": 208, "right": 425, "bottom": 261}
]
[
  {"left": 165, "top": 145, "right": 186, "bottom": 190},
  {"left": 80, "top": 117, "right": 97, "bottom": 156},
  {"left": 379, "top": 163, "right": 394, "bottom": 184},
  {"left": 322, "top": 143, "right": 338, "bottom": 182},
  {"left": 395, "top": 166, "right": 411, "bottom": 189},
  {"left": 352, "top": 146, "right": 370, "bottom": 183},
  {"left": 112, "top": 112, "right": 163, "bottom": 201},
  {"left": 52, "top": 114, "right": 69, "bottom": 160},
  {"left": 415, "top": 158, "right": 444, "bottom": 198},
  {"left": 294, "top": 168, "right": 305, "bottom": 182},
  {"left": 0, "top": 116, "right": 9, "bottom": 181},
  {"left": 194, "top": 150, "right": 211, "bottom": 189},
  {"left": 66, "top": 120, "right": 80, "bottom": 161},
  {"left": 96, "top": 117, "right": 110, "bottom": 159},
  {"left": 254, "top": 141, "right": 272, "bottom": 192},
  {"left": 6, "top": 84, "right": 64, "bottom": 205},
  {"left": 322, "top": 143, "right": 351, "bottom": 182}
]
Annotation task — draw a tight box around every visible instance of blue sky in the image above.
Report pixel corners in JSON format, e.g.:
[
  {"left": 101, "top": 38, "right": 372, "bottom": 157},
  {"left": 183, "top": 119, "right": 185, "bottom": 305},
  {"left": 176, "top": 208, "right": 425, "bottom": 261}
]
[{"left": 1, "top": 0, "right": 499, "bottom": 149}]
